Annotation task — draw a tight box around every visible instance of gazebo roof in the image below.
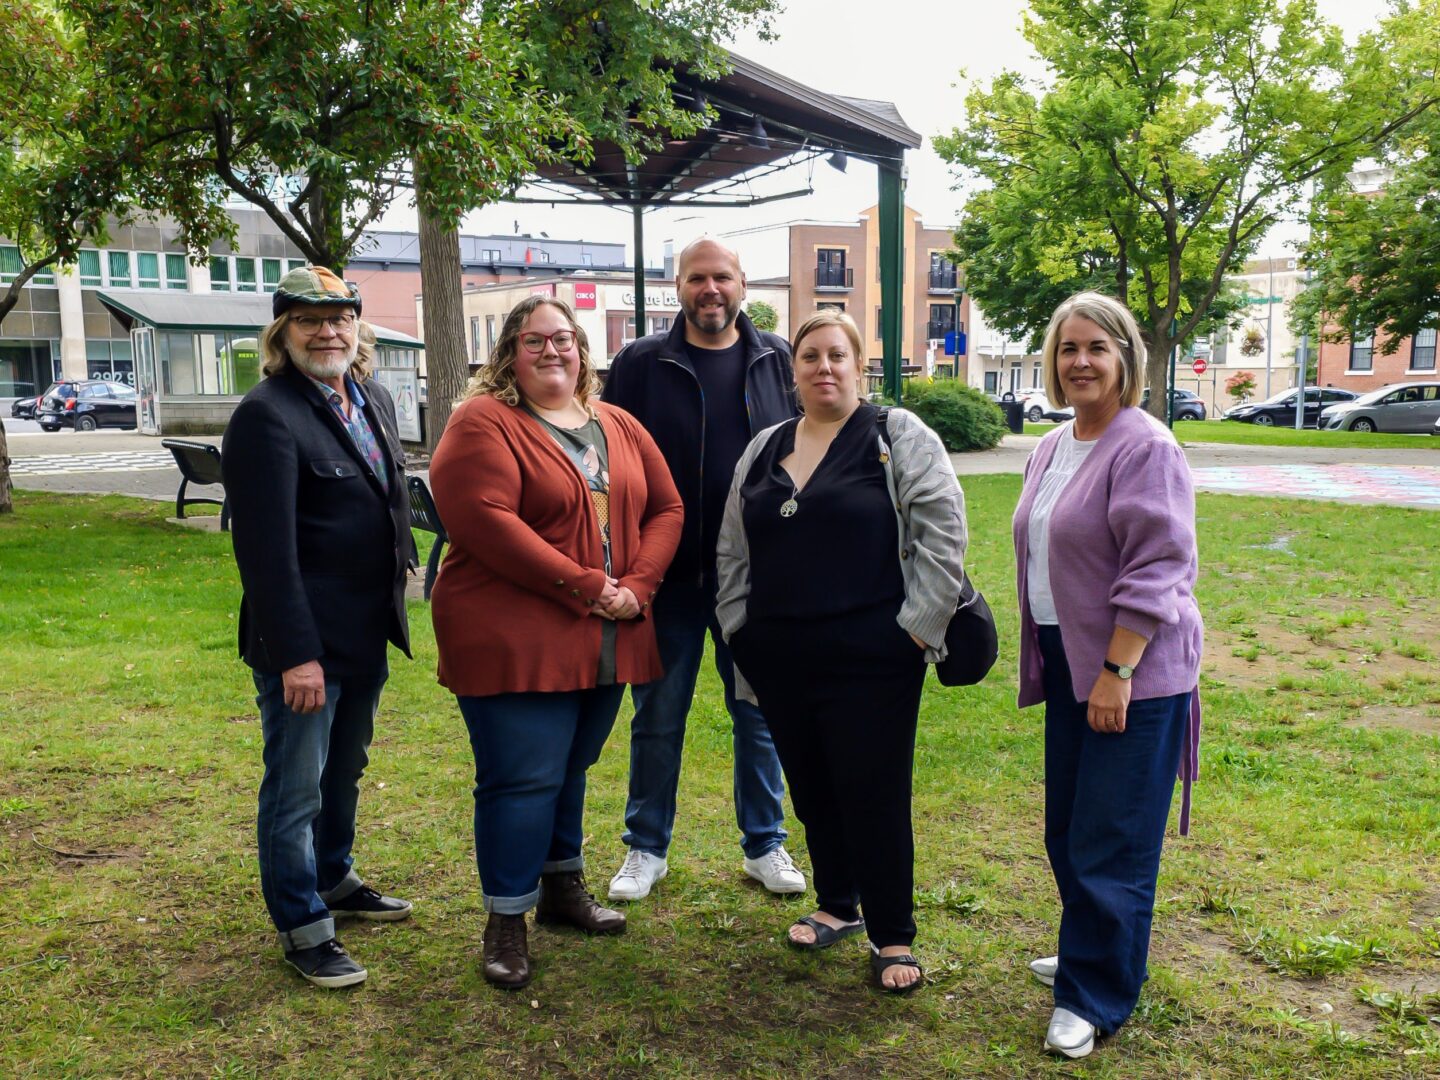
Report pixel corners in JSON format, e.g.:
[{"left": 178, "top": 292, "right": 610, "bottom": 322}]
[{"left": 527, "top": 50, "right": 922, "bottom": 208}]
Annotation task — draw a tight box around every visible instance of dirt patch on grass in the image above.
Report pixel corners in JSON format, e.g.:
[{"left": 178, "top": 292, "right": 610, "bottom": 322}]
[{"left": 1346, "top": 705, "right": 1440, "bottom": 736}]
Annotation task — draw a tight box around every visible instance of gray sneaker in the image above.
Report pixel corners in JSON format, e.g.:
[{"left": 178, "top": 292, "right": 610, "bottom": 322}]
[{"left": 285, "top": 939, "right": 367, "bottom": 988}]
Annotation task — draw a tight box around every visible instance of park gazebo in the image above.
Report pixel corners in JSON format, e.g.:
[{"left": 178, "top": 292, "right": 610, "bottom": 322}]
[{"left": 521, "top": 51, "right": 923, "bottom": 400}]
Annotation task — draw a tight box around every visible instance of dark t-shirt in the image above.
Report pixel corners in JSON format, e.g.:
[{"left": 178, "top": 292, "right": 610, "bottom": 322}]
[
  {"left": 687, "top": 339, "right": 750, "bottom": 585},
  {"left": 740, "top": 403, "right": 904, "bottom": 621}
]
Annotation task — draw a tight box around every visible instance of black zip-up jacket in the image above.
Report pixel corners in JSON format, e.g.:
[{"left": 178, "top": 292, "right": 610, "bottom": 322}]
[{"left": 602, "top": 311, "right": 796, "bottom": 587}]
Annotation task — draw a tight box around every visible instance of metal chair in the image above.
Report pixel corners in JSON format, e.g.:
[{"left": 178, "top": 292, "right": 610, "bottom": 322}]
[
  {"left": 407, "top": 475, "right": 448, "bottom": 600},
  {"left": 161, "top": 439, "right": 230, "bottom": 531}
]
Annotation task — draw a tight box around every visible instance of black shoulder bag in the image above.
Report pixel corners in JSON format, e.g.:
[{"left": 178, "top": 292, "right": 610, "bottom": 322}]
[{"left": 878, "top": 409, "right": 999, "bottom": 687}]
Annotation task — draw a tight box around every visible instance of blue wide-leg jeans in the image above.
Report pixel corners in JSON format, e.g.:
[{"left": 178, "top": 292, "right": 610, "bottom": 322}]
[
  {"left": 1038, "top": 626, "right": 1189, "bottom": 1035},
  {"left": 254, "top": 665, "right": 387, "bottom": 952},
  {"left": 622, "top": 581, "right": 787, "bottom": 860},
  {"left": 459, "top": 686, "right": 624, "bottom": 914}
]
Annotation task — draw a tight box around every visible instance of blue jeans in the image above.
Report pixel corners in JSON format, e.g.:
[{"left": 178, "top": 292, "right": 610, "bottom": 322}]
[
  {"left": 458, "top": 686, "right": 624, "bottom": 914},
  {"left": 254, "top": 665, "right": 387, "bottom": 952},
  {"left": 623, "top": 581, "right": 787, "bottom": 860},
  {"left": 1038, "top": 626, "right": 1189, "bottom": 1034}
]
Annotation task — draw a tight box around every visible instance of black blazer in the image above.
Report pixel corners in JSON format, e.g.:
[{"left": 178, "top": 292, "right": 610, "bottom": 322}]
[{"left": 221, "top": 365, "right": 414, "bottom": 677}]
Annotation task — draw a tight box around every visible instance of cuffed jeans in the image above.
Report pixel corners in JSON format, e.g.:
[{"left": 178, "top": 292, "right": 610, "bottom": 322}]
[
  {"left": 622, "top": 581, "right": 787, "bottom": 860},
  {"left": 254, "top": 665, "right": 386, "bottom": 952},
  {"left": 459, "top": 686, "right": 624, "bottom": 914},
  {"left": 1038, "top": 625, "right": 1189, "bottom": 1034}
]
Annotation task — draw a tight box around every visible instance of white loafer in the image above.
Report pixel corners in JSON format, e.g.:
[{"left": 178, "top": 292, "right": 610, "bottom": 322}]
[
  {"left": 1029, "top": 954, "right": 1058, "bottom": 987},
  {"left": 1044, "top": 1007, "right": 1096, "bottom": 1059}
]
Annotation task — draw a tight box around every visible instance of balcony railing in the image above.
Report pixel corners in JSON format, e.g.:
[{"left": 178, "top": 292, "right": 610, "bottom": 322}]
[
  {"left": 928, "top": 268, "right": 958, "bottom": 293},
  {"left": 814, "top": 266, "right": 853, "bottom": 290},
  {"left": 926, "top": 320, "right": 956, "bottom": 340}
]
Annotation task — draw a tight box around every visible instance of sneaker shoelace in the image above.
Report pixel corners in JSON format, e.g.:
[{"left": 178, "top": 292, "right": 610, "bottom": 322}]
[
  {"left": 762, "top": 849, "right": 796, "bottom": 874},
  {"left": 617, "top": 851, "right": 649, "bottom": 880}
]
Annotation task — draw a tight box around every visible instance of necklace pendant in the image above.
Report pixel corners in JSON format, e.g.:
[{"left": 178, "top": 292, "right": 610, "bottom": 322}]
[{"left": 779, "top": 498, "right": 798, "bottom": 518}]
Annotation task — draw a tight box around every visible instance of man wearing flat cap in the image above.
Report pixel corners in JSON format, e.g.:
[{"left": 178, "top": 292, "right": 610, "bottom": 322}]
[{"left": 222, "top": 266, "right": 415, "bottom": 988}]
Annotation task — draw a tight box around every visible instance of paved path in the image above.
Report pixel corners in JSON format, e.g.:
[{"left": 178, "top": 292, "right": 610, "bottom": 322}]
[{"left": 6, "top": 425, "right": 1439, "bottom": 510}]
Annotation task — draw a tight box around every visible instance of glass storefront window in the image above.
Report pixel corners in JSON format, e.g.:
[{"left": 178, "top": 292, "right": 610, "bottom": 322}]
[
  {"left": 78, "top": 250, "right": 103, "bottom": 287},
  {"left": 0, "top": 340, "right": 53, "bottom": 396},
  {"left": 108, "top": 251, "right": 132, "bottom": 288},
  {"left": 165, "top": 254, "right": 188, "bottom": 289},
  {"left": 137, "top": 252, "right": 161, "bottom": 289}
]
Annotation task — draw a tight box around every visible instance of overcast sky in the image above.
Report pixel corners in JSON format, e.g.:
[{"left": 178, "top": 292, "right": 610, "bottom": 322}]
[{"left": 375, "top": 0, "right": 1393, "bottom": 265}]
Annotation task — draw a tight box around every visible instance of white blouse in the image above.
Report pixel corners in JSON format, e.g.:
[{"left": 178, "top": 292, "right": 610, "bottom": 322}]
[{"left": 1026, "top": 423, "right": 1098, "bottom": 625}]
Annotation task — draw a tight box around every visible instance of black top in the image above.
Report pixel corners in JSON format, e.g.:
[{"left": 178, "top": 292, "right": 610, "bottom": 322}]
[
  {"left": 688, "top": 339, "right": 750, "bottom": 586},
  {"left": 601, "top": 311, "right": 796, "bottom": 587},
  {"left": 740, "top": 403, "right": 904, "bottom": 621}
]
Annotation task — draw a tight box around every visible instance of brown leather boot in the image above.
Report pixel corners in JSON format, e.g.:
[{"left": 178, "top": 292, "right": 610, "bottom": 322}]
[
  {"left": 536, "top": 870, "right": 627, "bottom": 935},
  {"left": 482, "top": 912, "right": 532, "bottom": 989}
]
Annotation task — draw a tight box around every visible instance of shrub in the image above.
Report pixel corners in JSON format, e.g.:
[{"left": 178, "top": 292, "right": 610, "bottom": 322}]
[
  {"left": 899, "top": 379, "right": 1007, "bottom": 452},
  {"left": 1225, "top": 370, "right": 1257, "bottom": 403},
  {"left": 745, "top": 300, "right": 778, "bottom": 332}
]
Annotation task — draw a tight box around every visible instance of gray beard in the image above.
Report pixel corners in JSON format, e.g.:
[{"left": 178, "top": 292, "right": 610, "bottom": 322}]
[{"left": 287, "top": 341, "right": 354, "bottom": 380}]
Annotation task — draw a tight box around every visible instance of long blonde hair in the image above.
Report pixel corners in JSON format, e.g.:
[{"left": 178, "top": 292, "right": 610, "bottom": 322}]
[
  {"left": 464, "top": 295, "right": 598, "bottom": 408},
  {"left": 259, "top": 311, "right": 374, "bottom": 381}
]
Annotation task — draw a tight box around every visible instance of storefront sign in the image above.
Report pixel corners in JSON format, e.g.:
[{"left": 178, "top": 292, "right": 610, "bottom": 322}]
[
  {"left": 620, "top": 289, "right": 680, "bottom": 309},
  {"left": 574, "top": 283, "right": 597, "bottom": 310}
]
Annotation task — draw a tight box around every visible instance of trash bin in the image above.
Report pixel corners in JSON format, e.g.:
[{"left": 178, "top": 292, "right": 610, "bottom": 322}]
[{"left": 999, "top": 396, "right": 1024, "bottom": 434}]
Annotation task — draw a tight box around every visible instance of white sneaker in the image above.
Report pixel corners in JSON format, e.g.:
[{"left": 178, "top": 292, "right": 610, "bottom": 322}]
[
  {"left": 1044, "top": 1007, "right": 1096, "bottom": 1059},
  {"left": 607, "top": 850, "right": 668, "bottom": 901},
  {"left": 1029, "top": 954, "right": 1058, "bottom": 987},
  {"left": 743, "top": 846, "right": 807, "bottom": 895}
]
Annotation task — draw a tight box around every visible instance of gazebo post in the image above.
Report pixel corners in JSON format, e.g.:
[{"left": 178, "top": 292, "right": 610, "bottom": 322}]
[
  {"left": 632, "top": 204, "right": 647, "bottom": 342},
  {"left": 877, "top": 159, "right": 905, "bottom": 403}
]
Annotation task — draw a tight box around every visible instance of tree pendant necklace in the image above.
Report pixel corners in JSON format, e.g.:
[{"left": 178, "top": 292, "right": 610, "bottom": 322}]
[{"left": 780, "top": 487, "right": 798, "bottom": 518}]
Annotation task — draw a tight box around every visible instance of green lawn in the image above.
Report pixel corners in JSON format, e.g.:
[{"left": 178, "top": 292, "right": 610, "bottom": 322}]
[
  {"left": 2, "top": 489, "right": 1438, "bottom": 1077},
  {"left": 1021, "top": 419, "right": 1439, "bottom": 449}
]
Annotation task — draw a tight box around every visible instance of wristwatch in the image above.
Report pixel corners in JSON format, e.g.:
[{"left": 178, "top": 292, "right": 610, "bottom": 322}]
[{"left": 1103, "top": 659, "right": 1135, "bottom": 680}]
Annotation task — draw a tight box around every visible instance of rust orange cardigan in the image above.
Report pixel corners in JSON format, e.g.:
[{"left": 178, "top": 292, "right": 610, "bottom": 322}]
[{"left": 428, "top": 394, "right": 683, "bottom": 697}]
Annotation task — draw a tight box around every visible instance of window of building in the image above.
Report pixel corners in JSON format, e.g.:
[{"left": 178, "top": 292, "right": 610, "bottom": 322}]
[
  {"left": 482, "top": 248, "right": 501, "bottom": 262},
  {"left": 0, "top": 246, "right": 55, "bottom": 286},
  {"left": 287, "top": 259, "right": 307, "bottom": 273},
  {"left": 815, "top": 247, "right": 848, "bottom": 289},
  {"left": 136, "top": 252, "right": 161, "bottom": 289},
  {"left": 927, "top": 303, "right": 956, "bottom": 340},
  {"left": 817, "top": 302, "right": 845, "bottom": 312},
  {"left": 1412, "top": 326, "right": 1437, "bottom": 371},
  {"left": 234, "top": 257, "right": 258, "bottom": 293},
  {"left": 209, "top": 256, "right": 231, "bottom": 291},
  {"left": 165, "top": 254, "right": 188, "bottom": 290},
  {"left": 581, "top": 253, "right": 594, "bottom": 266},
  {"left": 262, "top": 258, "right": 283, "bottom": 293},
  {"left": 86, "top": 339, "right": 135, "bottom": 386},
  {"left": 875, "top": 306, "right": 883, "bottom": 337},
  {"left": 78, "top": 250, "right": 103, "bottom": 288},
  {"left": 984, "top": 370, "right": 999, "bottom": 394},
  {"left": 538, "top": 251, "right": 552, "bottom": 263},
  {"left": 1348, "top": 331, "right": 1373, "bottom": 372},
  {"left": 470, "top": 316, "right": 482, "bottom": 362},
  {"left": 486, "top": 315, "right": 498, "bottom": 349},
  {"left": 108, "top": 251, "right": 132, "bottom": 289}
]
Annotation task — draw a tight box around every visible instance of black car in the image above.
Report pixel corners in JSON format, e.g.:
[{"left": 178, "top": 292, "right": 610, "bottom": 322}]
[
  {"left": 36, "top": 379, "right": 138, "bottom": 431},
  {"left": 9, "top": 394, "right": 41, "bottom": 420},
  {"left": 1140, "top": 388, "right": 1207, "bottom": 420},
  {"left": 1223, "top": 386, "right": 1358, "bottom": 428}
]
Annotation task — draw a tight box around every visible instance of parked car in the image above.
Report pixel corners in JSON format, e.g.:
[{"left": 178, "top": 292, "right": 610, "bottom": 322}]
[
  {"left": 1141, "top": 388, "right": 1207, "bottom": 420},
  {"left": 1018, "top": 389, "right": 1059, "bottom": 422},
  {"left": 9, "top": 395, "right": 41, "bottom": 420},
  {"left": 1320, "top": 381, "right": 1440, "bottom": 433},
  {"left": 36, "top": 379, "right": 138, "bottom": 431},
  {"left": 1223, "top": 387, "right": 1358, "bottom": 427}
]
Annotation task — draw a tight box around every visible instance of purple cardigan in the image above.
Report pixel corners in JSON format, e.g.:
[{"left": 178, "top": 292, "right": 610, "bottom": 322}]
[{"left": 1012, "top": 407, "right": 1203, "bottom": 832}]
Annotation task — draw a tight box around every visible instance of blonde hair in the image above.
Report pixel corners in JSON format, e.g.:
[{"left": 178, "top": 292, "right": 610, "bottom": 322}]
[
  {"left": 464, "top": 295, "right": 599, "bottom": 408},
  {"left": 260, "top": 311, "right": 374, "bottom": 381},
  {"left": 791, "top": 310, "right": 866, "bottom": 404},
  {"left": 1041, "top": 292, "right": 1145, "bottom": 409}
]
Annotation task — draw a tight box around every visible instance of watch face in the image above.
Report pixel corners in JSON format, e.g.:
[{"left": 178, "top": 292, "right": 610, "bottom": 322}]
[{"left": 1118, "top": 665, "right": 1134, "bottom": 679}]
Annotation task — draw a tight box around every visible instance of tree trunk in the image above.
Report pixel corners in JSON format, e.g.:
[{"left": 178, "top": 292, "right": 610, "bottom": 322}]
[
  {"left": 0, "top": 424, "right": 13, "bottom": 514},
  {"left": 1144, "top": 333, "right": 1170, "bottom": 422},
  {"left": 417, "top": 173, "right": 469, "bottom": 454}
]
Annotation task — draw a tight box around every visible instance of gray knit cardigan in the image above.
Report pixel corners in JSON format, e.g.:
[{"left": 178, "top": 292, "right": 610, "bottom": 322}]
[{"left": 715, "top": 406, "right": 968, "bottom": 703}]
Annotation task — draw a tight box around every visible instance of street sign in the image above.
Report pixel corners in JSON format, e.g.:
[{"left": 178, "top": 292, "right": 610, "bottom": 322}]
[
  {"left": 1243, "top": 295, "right": 1283, "bottom": 304},
  {"left": 943, "top": 331, "right": 967, "bottom": 356},
  {"left": 1192, "top": 358, "right": 1209, "bottom": 375}
]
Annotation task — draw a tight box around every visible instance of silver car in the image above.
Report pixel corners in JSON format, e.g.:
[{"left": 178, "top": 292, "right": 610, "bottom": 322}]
[{"left": 1320, "top": 381, "right": 1440, "bottom": 433}]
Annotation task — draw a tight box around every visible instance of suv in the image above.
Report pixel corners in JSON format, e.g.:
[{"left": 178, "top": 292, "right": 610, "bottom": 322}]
[
  {"left": 36, "top": 380, "right": 138, "bottom": 431},
  {"left": 1140, "top": 388, "right": 1207, "bottom": 421}
]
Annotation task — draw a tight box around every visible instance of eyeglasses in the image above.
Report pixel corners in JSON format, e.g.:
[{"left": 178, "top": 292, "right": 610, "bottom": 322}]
[
  {"left": 519, "top": 331, "right": 577, "bottom": 354},
  {"left": 291, "top": 313, "right": 358, "bottom": 334}
]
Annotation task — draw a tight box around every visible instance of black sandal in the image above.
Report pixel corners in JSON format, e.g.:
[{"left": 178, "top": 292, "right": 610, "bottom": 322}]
[
  {"left": 787, "top": 915, "right": 866, "bottom": 951},
  {"left": 871, "top": 948, "right": 924, "bottom": 994}
]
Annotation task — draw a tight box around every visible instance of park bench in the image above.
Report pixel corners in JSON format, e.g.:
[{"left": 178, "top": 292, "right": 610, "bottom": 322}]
[
  {"left": 160, "top": 439, "right": 230, "bottom": 531},
  {"left": 407, "top": 475, "right": 448, "bottom": 600}
]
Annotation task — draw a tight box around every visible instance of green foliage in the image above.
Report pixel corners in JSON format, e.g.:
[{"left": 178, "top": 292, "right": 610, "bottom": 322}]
[
  {"left": 902, "top": 379, "right": 1007, "bottom": 452},
  {"left": 1225, "top": 371, "right": 1257, "bottom": 403},
  {"left": 745, "top": 299, "right": 778, "bottom": 332},
  {"left": 1242, "top": 929, "right": 1393, "bottom": 978},
  {"left": 934, "top": 0, "right": 1440, "bottom": 405},
  {"left": 50, "top": 0, "right": 777, "bottom": 269}
]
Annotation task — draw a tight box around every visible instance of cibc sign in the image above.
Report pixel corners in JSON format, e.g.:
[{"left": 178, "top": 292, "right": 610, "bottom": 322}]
[{"left": 574, "top": 283, "right": 597, "bottom": 310}]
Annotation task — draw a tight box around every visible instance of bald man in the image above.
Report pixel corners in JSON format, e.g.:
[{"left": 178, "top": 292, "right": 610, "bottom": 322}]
[{"left": 601, "top": 238, "right": 805, "bottom": 901}]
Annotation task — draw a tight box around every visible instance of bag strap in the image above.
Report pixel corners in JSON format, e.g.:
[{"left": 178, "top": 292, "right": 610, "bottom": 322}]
[{"left": 876, "top": 406, "right": 893, "bottom": 451}]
